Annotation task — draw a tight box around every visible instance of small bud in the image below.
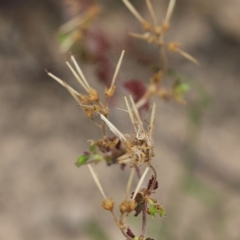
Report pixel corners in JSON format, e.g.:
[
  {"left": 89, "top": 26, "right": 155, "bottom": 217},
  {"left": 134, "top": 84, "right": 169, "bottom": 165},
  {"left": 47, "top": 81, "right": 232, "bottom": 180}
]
[
  {"left": 102, "top": 198, "right": 114, "bottom": 211},
  {"left": 128, "top": 200, "right": 137, "bottom": 212},
  {"left": 119, "top": 200, "right": 128, "bottom": 213},
  {"left": 142, "top": 20, "right": 151, "bottom": 31},
  {"left": 79, "top": 94, "right": 89, "bottom": 104},
  {"left": 105, "top": 85, "right": 116, "bottom": 98},
  {"left": 75, "top": 154, "right": 89, "bottom": 167},
  {"left": 88, "top": 88, "right": 99, "bottom": 101},
  {"left": 162, "top": 22, "right": 170, "bottom": 32},
  {"left": 84, "top": 108, "right": 94, "bottom": 118},
  {"left": 119, "top": 200, "right": 137, "bottom": 214},
  {"left": 150, "top": 71, "right": 164, "bottom": 85},
  {"left": 168, "top": 42, "right": 180, "bottom": 52}
]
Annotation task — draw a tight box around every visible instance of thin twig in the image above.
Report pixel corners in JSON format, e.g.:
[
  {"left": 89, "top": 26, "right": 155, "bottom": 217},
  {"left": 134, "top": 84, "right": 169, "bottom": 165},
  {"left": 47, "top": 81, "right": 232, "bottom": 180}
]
[
  {"left": 149, "top": 102, "right": 156, "bottom": 138},
  {"left": 125, "top": 167, "right": 135, "bottom": 200},
  {"left": 176, "top": 48, "right": 199, "bottom": 65},
  {"left": 129, "top": 32, "right": 150, "bottom": 41},
  {"left": 46, "top": 71, "right": 79, "bottom": 96},
  {"left": 146, "top": 0, "right": 158, "bottom": 29},
  {"left": 160, "top": 49, "right": 167, "bottom": 73},
  {"left": 129, "top": 95, "right": 144, "bottom": 132},
  {"left": 124, "top": 96, "right": 137, "bottom": 132},
  {"left": 132, "top": 167, "right": 149, "bottom": 200},
  {"left": 100, "top": 114, "right": 127, "bottom": 142},
  {"left": 66, "top": 61, "right": 89, "bottom": 92},
  {"left": 111, "top": 211, "right": 130, "bottom": 239},
  {"left": 71, "top": 55, "right": 90, "bottom": 89},
  {"left": 110, "top": 50, "right": 125, "bottom": 89},
  {"left": 164, "top": 0, "right": 176, "bottom": 24},
  {"left": 88, "top": 164, "right": 107, "bottom": 199},
  {"left": 122, "top": 0, "right": 146, "bottom": 24}
]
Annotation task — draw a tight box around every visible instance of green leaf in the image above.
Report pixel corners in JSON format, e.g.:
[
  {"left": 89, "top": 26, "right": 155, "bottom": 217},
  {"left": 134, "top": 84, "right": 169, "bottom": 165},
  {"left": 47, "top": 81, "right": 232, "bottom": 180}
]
[
  {"left": 90, "top": 144, "right": 96, "bottom": 153},
  {"left": 93, "top": 154, "right": 103, "bottom": 162},
  {"left": 173, "top": 81, "right": 190, "bottom": 95},
  {"left": 75, "top": 154, "right": 89, "bottom": 167},
  {"left": 147, "top": 205, "right": 158, "bottom": 217},
  {"left": 177, "top": 83, "right": 190, "bottom": 93},
  {"left": 147, "top": 204, "right": 166, "bottom": 218},
  {"left": 157, "top": 205, "right": 166, "bottom": 217}
]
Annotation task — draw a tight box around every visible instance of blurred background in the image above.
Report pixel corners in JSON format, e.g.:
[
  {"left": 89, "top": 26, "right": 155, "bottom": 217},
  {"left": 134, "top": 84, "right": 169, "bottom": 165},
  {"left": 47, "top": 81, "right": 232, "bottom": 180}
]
[{"left": 1, "top": 0, "right": 240, "bottom": 239}]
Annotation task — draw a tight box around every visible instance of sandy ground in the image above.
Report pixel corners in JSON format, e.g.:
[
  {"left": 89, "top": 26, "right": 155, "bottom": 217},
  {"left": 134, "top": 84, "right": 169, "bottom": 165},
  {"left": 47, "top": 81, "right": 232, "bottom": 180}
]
[{"left": 1, "top": 1, "right": 240, "bottom": 240}]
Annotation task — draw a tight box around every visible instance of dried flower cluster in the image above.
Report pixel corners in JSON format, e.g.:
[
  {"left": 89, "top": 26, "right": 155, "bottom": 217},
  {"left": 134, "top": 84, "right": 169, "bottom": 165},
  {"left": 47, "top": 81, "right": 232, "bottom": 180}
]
[
  {"left": 48, "top": 0, "right": 198, "bottom": 239},
  {"left": 100, "top": 95, "right": 156, "bottom": 166},
  {"left": 47, "top": 49, "right": 163, "bottom": 239},
  {"left": 122, "top": 0, "right": 198, "bottom": 108}
]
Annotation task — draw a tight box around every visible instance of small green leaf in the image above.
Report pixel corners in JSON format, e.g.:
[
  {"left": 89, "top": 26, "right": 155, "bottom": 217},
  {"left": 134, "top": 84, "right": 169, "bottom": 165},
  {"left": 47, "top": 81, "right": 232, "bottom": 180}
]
[
  {"left": 178, "top": 83, "right": 190, "bottom": 93},
  {"left": 173, "top": 81, "right": 190, "bottom": 95},
  {"left": 172, "top": 80, "right": 190, "bottom": 102},
  {"left": 147, "top": 205, "right": 158, "bottom": 217},
  {"left": 157, "top": 205, "right": 166, "bottom": 217},
  {"left": 75, "top": 154, "right": 89, "bottom": 167},
  {"left": 93, "top": 154, "right": 103, "bottom": 162},
  {"left": 147, "top": 204, "right": 166, "bottom": 218},
  {"left": 147, "top": 198, "right": 155, "bottom": 206},
  {"left": 90, "top": 145, "right": 96, "bottom": 153}
]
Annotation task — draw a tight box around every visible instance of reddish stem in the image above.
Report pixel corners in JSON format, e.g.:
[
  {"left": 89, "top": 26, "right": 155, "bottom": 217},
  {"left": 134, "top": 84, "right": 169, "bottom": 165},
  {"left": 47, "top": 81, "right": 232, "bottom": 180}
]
[
  {"left": 141, "top": 201, "right": 147, "bottom": 238},
  {"left": 134, "top": 165, "right": 142, "bottom": 179}
]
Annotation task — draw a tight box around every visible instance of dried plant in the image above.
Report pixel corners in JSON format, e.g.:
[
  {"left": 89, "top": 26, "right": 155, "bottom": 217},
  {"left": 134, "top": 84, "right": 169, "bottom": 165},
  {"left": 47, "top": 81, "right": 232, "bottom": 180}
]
[
  {"left": 58, "top": 4, "right": 101, "bottom": 53},
  {"left": 48, "top": 0, "right": 199, "bottom": 239},
  {"left": 122, "top": 0, "right": 198, "bottom": 108},
  {"left": 47, "top": 50, "right": 162, "bottom": 239}
]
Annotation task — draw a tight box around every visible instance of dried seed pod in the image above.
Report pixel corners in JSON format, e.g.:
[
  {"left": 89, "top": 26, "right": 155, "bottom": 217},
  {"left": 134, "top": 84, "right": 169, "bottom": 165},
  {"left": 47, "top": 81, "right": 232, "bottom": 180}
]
[{"left": 102, "top": 198, "right": 114, "bottom": 211}]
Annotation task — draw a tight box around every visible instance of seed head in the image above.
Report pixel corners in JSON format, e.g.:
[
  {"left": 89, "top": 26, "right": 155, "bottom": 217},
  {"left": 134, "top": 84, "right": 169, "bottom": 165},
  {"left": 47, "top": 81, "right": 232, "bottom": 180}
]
[
  {"left": 102, "top": 198, "right": 114, "bottom": 211},
  {"left": 119, "top": 200, "right": 137, "bottom": 214}
]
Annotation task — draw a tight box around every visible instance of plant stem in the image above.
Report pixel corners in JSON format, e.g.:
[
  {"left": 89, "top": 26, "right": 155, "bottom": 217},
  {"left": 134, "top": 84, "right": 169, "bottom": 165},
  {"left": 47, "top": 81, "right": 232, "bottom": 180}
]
[
  {"left": 141, "top": 201, "right": 147, "bottom": 237},
  {"left": 135, "top": 165, "right": 142, "bottom": 179}
]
